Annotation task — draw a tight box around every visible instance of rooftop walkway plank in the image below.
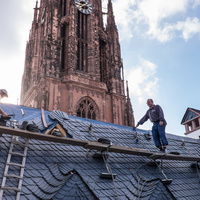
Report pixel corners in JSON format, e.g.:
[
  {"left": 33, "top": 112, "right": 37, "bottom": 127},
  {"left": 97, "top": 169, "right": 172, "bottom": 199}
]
[{"left": 1, "top": 126, "right": 200, "bottom": 162}]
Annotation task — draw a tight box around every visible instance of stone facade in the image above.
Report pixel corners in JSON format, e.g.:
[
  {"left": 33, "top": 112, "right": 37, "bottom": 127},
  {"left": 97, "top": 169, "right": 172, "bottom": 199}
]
[{"left": 20, "top": 0, "right": 135, "bottom": 126}]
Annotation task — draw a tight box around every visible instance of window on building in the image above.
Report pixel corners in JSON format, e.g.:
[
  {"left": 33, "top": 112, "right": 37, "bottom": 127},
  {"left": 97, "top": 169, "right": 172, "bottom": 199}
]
[
  {"left": 99, "top": 39, "right": 106, "bottom": 82},
  {"left": 77, "top": 11, "right": 88, "bottom": 72},
  {"left": 188, "top": 122, "right": 192, "bottom": 131},
  {"left": 194, "top": 118, "right": 200, "bottom": 128},
  {"left": 76, "top": 97, "right": 98, "bottom": 120}
]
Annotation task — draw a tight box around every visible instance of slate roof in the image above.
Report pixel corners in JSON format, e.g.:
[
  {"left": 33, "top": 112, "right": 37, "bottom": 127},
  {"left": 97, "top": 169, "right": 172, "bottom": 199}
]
[
  {"left": 0, "top": 103, "right": 200, "bottom": 200},
  {"left": 181, "top": 107, "right": 200, "bottom": 124}
]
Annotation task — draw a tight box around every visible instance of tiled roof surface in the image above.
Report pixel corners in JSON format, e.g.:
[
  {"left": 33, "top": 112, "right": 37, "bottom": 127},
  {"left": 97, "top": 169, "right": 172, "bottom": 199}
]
[{"left": 0, "top": 103, "right": 200, "bottom": 199}]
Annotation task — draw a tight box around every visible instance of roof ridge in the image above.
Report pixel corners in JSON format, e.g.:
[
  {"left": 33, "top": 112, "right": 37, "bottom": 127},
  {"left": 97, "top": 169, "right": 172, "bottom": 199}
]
[
  {"left": 181, "top": 107, "right": 200, "bottom": 124},
  {"left": 189, "top": 108, "right": 200, "bottom": 116}
]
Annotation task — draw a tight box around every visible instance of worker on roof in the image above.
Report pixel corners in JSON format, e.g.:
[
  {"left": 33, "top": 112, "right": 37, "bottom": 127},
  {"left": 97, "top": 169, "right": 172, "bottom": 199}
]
[
  {"left": 135, "top": 99, "right": 168, "bottom": 152},
  {"left": 0, "top": 89, "right": 8, "bottom": 118}
]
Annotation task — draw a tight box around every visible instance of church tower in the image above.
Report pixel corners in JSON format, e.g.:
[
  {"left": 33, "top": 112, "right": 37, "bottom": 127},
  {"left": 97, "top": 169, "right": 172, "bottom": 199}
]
[{"left": 20, "top": 0, "right": 135, "bottom": 126}]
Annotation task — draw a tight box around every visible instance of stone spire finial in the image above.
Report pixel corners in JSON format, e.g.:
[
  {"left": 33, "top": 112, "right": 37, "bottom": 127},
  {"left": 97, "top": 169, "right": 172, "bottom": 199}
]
[
  {"left": 126, "top": 80, "right": 130, "bottom": 99},
  {"left": 33, "top": 0, "right": 39, "bottom": 22}
]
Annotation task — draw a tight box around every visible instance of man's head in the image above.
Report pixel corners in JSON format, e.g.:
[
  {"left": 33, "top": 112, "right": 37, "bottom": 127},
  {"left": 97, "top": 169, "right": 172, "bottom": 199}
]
[
  {"left": 0, "top": 89, "right": 8, "bottom": 98},
  {"left": 147, "top": 99, "right": 154, "bottom": 108}
]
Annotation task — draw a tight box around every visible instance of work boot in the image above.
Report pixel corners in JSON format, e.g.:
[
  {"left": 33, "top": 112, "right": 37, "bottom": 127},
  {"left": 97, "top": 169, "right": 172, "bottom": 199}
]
[
  {"left": 163, "top": 147, "right": 168, "bottom": 154},
  {"left": 159, "top": 147, "right": 165, "bottom": 153}
]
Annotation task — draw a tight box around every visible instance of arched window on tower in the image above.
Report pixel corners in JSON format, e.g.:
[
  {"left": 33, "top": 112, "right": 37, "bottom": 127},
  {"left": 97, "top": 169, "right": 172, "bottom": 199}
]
[{"left": 76, "top": 97, "right": 98, "bottom": 120}]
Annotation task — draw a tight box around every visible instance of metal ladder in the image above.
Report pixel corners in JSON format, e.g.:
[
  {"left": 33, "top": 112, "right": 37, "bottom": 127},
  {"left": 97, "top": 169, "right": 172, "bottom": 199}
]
[{"left": 0, "top": 135, "right": 29, "bottom": 200}]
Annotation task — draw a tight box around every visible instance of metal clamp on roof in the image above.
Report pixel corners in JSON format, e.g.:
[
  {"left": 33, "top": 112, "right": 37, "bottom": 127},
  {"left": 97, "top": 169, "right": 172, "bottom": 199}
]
[
  {"left": 97, "top": 138, "right": 112, "bottom": 153},
  {"left": 96, "top": 138, "right": 116, "bottom": 179},
  {"left": 150, "top": 159, "right": 172, "bottom": 185},
  {"left": 98, "top": 138, "right": 112, "bottom": 145},
  {"left": 144, "top": 131, "right": 151, "bottom": 140},
  {"left": 100, "top": 149, "right": 117, "bottom": 180}
]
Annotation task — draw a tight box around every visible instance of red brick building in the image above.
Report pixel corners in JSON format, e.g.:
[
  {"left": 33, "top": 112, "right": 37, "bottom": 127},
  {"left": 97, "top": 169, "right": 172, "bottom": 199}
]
[{"left": 20, "top": 0, "right": 135, "bottom": 126}]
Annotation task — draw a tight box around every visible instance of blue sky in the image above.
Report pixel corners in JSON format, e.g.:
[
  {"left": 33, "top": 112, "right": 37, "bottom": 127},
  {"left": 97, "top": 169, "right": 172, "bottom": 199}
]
[
  {"left": 1, "top": 0, "right": 200, "bottom": 136},
  {"left": 109, "top": 0, "right": 200, "bottom": 136}
]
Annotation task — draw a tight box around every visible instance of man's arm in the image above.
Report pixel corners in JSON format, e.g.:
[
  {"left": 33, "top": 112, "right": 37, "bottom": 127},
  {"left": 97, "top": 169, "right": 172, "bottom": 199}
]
[
  {"left": 0, "top": 107, "right": 7, "bottom": 118},
  {"left": 136, "top": 111, "right": 149, "bottom": 127}
]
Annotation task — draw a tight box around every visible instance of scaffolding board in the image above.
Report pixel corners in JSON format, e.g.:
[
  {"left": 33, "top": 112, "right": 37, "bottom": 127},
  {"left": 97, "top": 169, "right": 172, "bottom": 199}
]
[{"left": 0, "top": 126, "right": 200, "bottom": 162}]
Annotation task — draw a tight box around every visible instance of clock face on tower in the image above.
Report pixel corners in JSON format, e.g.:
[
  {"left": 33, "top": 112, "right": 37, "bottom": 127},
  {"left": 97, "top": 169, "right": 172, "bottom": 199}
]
[{"left": 75, "top": 0, "right": 93, "bottom": 14}]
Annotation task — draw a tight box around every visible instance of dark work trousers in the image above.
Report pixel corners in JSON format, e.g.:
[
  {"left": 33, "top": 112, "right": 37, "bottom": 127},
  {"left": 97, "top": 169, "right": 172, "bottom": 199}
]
[{"left": 152, "top": 122, "right": 168, "bottom": 148}]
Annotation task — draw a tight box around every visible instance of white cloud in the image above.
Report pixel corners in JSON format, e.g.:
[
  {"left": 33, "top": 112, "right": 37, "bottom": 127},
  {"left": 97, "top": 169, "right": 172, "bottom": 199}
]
[
  {"left": 145, "top": 17, "right": 200, "bottom": 42},
  {"left": 147, "top": 24, "right": 175, "bottom": 42},
  {"left": 134, "top": 0, "right": 189, "bottom": 42},
  {"left": 191, "top": 0, "right": 200, "bottom": 8},
  {"left": 113, "top": 0, "right": 200, "bottom": 42},
  {"left": 151, "top": 17, "right": 200, "bottom": 42},
  {"left": 125, "top": 59, "right": 159, "bottom": 104},
  {"left": 135, "top": 0, "right": 188, "bottom": 24},
  {"left": 113, "top": 0, "right": 137, "bottom": 40},
  {"left": 176, "top": 17, "right": 200, "bottom": 40}
]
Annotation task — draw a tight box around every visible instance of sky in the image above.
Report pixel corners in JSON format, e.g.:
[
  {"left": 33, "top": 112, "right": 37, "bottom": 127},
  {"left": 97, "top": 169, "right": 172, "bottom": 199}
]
[{"left": 1, "top": 0, "right": 200, "bottom": 137}]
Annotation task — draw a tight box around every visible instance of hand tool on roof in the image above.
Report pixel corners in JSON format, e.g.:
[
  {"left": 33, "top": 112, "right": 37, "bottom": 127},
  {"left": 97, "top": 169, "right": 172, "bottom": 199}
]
[
  {"left": 0, "top": 111, "right": 15, "bottom": 120},
  {"left": 0, "top": 111, "right": 18, "bottom": 129},
  {"left": 0, "top": 114, "right": 15, "bottom": 119},
  {"left": 0, "top": 116, "right": 11, "bottom": 121},
  {"left": 133, "top": 127, "right": 139, "bottom": 143}
]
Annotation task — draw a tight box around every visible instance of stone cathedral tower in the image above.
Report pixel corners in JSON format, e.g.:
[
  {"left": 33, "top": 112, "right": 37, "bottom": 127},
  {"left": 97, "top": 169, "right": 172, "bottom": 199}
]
[{"left": 20, "top": 0, "right": 135, "bottom": 126}]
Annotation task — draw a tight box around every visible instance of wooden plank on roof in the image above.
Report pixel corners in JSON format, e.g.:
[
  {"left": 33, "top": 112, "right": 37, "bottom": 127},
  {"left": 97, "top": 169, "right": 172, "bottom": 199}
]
[
  {"left": 84, "top": 142, "right": 151, "bottom": 156},
  {"left": 41, "top": 109, "right": 48, "bottom": 128},
  {"left": 149, "top": 153, "right": 200, "bottom": 162},
  {"left": 85, "top": 142, "right": 200, "bottom": 161},
  {"left": 1, "top": 126, "right": 200, "bottom": 162},
  {"left": 55, "top": 124, "right": 67, "bottom": 137},
  {"left": 45, "top": 123, "right": 66, "bottom": 137},
  {"left": 0, "top": 126, "right": 88, "bottom": 147}
]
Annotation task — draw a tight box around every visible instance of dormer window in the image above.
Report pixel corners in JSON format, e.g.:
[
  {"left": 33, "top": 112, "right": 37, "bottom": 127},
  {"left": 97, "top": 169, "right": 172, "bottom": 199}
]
[{"left": 181, "top": 108, "right": 200, "bottom": 139}]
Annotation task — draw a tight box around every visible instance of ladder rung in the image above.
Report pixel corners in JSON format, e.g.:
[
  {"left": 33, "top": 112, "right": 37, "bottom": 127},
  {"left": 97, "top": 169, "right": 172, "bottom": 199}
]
[
  {"left": 1, "top": 186, "right": 21, "bottom": 192},
  {"left": 12, "top": 140, "right": 28, "bottom": 147},
  {"left": 4, "top": 174, "right": 23, "bottom": 179},
  {"left": 7, "top": 162, "right": 24, "bottom": 168},
  {"left": 9, "top": 151, "right": 26, "bottom": 157}
]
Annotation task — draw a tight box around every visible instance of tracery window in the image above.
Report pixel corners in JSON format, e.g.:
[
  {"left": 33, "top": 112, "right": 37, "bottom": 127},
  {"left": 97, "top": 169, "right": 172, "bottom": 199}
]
[
  {"left": 77, "top": 11, "right": 88, "bottom": 72},
  {"left": 76, "top": 97, "right": 98, "bottom": 120}
]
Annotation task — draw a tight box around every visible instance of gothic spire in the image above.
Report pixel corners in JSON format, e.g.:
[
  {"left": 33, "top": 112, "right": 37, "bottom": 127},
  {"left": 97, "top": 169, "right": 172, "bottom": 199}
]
[
  {"left": 125, "top": 80, "right": 135, "bottom": 127},
  {"left": 107, "top": 0, "right": 116, "bottom": 27},
  {"left": 126, "top": 80, "right": 130, "bottom": 99},
  {"left": 33, "top": 0, "right": 38, "bottom": 22}
]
